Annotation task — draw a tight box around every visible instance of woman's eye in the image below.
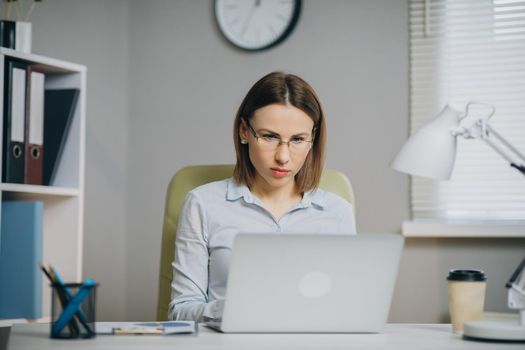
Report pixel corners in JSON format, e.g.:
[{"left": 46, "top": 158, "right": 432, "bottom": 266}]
[
  {"left": 262, "top": 135, "right": 279, "bottom": 141},
  {"left": 291, "top": 137, "right": 305, "bottom": 143}
]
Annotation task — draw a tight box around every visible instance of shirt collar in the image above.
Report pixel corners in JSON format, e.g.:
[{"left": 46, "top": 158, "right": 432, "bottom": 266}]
[
  {"left": 301, "top": 188, "right": 326, "bottom": 209},
  {"left": 227, "top": 178, "right": 326, "bottom": 209},
  {"left": 226, "top": 178, "right": 256, "bottom": 204}
]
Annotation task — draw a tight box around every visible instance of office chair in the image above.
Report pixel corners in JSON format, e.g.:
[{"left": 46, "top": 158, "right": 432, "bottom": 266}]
[{"left": 156, "top": 164, "right": 355, "bottom": 321}]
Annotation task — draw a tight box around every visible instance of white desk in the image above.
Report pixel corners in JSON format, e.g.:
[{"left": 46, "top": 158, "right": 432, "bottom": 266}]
[{"left": 6, "top": 323, "right": 524, "bottom": 349}]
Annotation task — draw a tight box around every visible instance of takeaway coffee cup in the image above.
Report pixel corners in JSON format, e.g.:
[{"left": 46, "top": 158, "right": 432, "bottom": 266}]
[{"left": 447, "top": 269, "right": 486, "bottom": 332}]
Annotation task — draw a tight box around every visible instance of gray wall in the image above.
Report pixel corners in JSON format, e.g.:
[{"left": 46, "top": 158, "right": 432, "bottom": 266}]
[
  {"left": 30, "top": 0, "right": 524, "bottom": 322},
  {"left": 32, "top": 0, "right": 129, "bottom": 321}
]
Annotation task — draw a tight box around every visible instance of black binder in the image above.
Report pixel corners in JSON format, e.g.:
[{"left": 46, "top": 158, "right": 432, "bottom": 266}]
[
  {"left": 2, "top": 59, "right": 27, "bottom": 183},
  {"left": 43, "top": 89, "right": 79, "bottom": 186},
  {"left": 0, "top": 20, "right": 16, "bottom": 50}
]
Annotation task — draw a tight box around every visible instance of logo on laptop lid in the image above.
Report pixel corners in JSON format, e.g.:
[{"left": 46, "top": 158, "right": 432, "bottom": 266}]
[{"left": 298, "top": 271, "right": 332, "bottom": 298}]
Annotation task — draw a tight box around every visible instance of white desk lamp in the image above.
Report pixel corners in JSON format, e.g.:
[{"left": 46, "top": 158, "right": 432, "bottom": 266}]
[
  {"left": 390, "top": 102, "right": 525, "bottom": 341},
  {"left": 390, "top": 102, "right": 525, "bottom": 180}
]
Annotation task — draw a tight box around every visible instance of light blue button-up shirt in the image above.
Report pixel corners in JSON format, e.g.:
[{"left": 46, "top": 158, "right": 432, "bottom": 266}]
[{"left": 169, "top": 178, "right": 356, "bottom": 322}]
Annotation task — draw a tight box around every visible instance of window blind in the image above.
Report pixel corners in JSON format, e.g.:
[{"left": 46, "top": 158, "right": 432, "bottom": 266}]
[{"left": 409, "top": 0, "right": 525, "bottom": 220}]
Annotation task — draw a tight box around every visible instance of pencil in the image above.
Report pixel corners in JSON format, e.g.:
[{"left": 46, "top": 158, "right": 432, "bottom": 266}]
[{"left": 38, "top": 263, "right": 54, "bottom": 283}]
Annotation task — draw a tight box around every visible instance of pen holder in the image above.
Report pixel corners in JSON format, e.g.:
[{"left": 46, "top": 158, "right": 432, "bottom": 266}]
[{"left": 50, "top": 281, "right": 97, "bottom": 339}]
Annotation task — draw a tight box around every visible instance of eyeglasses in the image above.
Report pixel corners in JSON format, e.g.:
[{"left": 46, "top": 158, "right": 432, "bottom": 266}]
[{"left": 245, "top": 121, "right": 314, "bottom": 152}]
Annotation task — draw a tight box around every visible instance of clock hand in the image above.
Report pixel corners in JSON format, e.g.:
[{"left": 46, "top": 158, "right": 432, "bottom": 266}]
[{"left": 240, "top": 0, "right": 259, "bottom": 37}]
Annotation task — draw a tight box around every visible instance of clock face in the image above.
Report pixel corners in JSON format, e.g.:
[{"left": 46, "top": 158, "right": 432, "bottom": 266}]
[{"left": 214, "top": 0, "right": 302, "bottom": 51}]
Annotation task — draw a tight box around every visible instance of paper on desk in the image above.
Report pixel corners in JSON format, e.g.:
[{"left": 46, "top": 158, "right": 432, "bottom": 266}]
[{"left": 95, "top": 321, "right": 197, "bottom": 335}]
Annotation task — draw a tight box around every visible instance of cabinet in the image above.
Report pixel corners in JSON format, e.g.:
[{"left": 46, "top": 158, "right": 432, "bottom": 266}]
[{"left": 0, "top": 48, "right": 86, "bottom": 322}]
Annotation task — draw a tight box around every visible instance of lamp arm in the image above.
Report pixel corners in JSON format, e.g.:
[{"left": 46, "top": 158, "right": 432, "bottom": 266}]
[
  {"left": 475, "top": 121, "right": 525, "bottom": 176},
  {"left": 486, "top": 124, "right": 525, "bottom": 163}
]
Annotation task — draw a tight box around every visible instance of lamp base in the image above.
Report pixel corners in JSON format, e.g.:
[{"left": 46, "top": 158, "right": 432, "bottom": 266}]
[{"left": 464, "top": 319, "right": 525, "bottom": 341}]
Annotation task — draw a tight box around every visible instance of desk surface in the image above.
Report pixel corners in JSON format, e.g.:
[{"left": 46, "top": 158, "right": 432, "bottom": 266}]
[{"left": 7, "top": 323, "right": 525, "bottom": 349}]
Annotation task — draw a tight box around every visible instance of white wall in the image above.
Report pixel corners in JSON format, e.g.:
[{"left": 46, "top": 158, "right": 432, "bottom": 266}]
[{"left": 30, "top": 0, "right": 525, "bottom": 323}]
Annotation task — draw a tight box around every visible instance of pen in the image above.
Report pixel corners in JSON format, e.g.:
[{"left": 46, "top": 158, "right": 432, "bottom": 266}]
[{"left": 48, "top": 266, "right": 67, "bottom": 289}]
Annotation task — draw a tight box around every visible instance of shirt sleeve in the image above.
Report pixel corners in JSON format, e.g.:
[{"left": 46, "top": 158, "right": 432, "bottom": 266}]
[{"left": 168, "top": 191, "right": 224, "bottom": 322}]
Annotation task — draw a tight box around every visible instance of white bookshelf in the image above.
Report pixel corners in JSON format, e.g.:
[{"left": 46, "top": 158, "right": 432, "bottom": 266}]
[{"left": 0, "top": 48, "right": 86, "bottom": 324}]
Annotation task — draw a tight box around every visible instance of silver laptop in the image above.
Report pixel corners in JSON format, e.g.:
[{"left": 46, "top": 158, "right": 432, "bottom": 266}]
[{"left": 205, "top": 233, "right": 404, "bottom": 333}]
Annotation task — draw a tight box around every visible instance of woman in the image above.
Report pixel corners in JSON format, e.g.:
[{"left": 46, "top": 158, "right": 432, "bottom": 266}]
[{"left": 169, "top": 72, "right": 356, "bottom": 322}]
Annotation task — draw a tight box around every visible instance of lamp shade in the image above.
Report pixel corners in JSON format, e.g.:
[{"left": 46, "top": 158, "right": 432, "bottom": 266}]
[{"left": 390, "top": 105, "right": 462, "bottom": 180}]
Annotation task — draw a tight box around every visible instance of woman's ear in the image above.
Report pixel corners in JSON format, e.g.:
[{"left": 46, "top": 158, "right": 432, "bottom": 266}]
[{"left": 239, "top": 119, "right": 250, "bottom": 143}]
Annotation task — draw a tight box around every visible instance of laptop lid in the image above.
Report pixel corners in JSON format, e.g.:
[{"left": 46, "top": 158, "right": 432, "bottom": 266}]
[{"left": 217, "top": 233, "right": 404, "bottom": 333}]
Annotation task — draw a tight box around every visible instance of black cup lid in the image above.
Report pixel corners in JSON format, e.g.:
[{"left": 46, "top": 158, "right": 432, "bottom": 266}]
[{"left": 447, "top": 269, "right": 486, "bottom": 281}]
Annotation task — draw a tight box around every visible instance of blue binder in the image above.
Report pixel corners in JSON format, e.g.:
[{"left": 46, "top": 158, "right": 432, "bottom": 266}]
[{"left": 0, "top": 201, "right": 43, "bottom": 319}]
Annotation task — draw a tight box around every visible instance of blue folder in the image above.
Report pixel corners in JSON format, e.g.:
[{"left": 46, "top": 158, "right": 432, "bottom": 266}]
[{"left": 0, "top": 201, "right": 43, "bottom": 319}]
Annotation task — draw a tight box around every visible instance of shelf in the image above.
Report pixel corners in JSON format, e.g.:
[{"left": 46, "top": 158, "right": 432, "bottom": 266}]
[
  {"left": 402, "top": 219, "right": 525, "bottom": 238},
  {"left": 0, "top": 47, "right": 86, "bottom": 73},
  {"left": 0, "top": 183, "right": 79, "bottom": 197},
  {"left": 0, "top": 50, "right": 86, "bottom": 321}
]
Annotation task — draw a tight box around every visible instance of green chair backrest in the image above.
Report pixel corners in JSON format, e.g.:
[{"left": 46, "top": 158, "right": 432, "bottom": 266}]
[{"left": 156, "top": 164, "right": 355, "bottom": 321}]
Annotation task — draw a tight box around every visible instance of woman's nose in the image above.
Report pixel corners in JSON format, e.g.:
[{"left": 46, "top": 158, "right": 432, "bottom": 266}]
[{"left": 274, "top": 143, "right": 290, "bottom": 164}]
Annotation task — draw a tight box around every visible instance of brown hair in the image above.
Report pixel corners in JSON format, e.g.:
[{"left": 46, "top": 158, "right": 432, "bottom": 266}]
[{"left": 233, "top": 71, "right": 326, "bottom": 193}]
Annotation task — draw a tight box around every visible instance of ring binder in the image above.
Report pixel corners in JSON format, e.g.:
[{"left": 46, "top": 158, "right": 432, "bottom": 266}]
[
  {"left": 24, "top": 67, "right": 45, "bottom": 185},
  {"left": 2, "top": 59, "right": 27, "bottom": 183}
]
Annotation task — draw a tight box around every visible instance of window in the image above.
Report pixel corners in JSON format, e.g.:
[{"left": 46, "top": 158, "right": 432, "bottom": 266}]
[{"left": 408, "top": 0, "right": 525, "bottom": 226}]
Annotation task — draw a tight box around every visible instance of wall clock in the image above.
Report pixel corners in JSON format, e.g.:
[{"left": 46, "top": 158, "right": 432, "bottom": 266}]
[{"left": 214, "top": 0, "right": 302, "bottom": 51}]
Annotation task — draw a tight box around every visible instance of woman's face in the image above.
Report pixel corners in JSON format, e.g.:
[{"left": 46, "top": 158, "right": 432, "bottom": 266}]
[{"left": 240, "top": 103, "right": 315, "bottom": 193}]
